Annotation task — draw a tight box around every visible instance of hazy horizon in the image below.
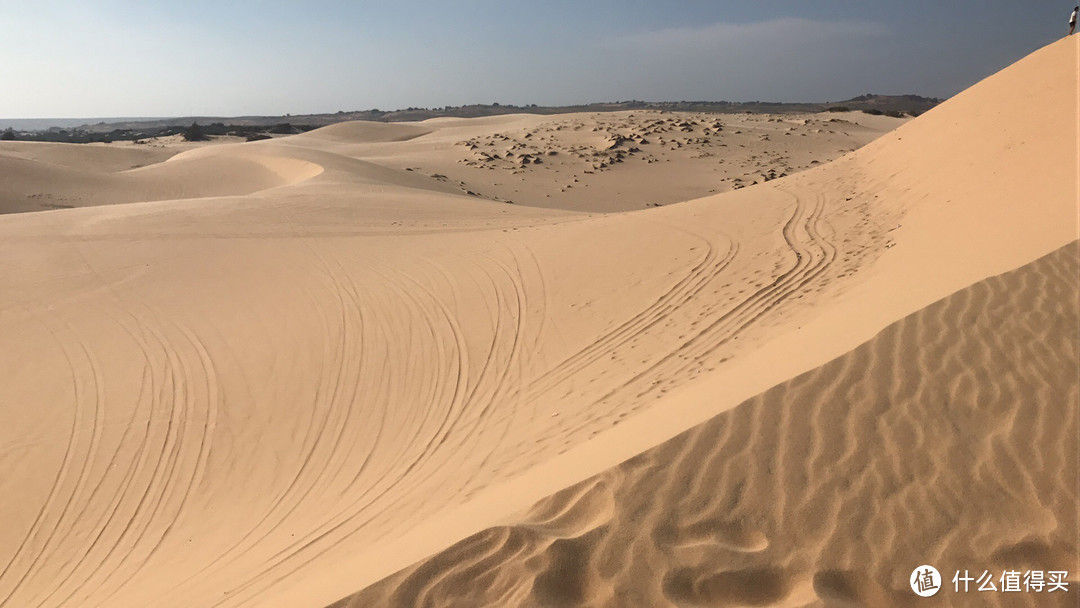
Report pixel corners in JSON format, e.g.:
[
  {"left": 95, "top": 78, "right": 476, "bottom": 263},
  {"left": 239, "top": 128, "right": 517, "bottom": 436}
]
[
  {"left": 0, "top": 92, "right": 940, "bottom": 126},
  {"left": 1, "top": 1, "right": 1071, "bottom": 120}
]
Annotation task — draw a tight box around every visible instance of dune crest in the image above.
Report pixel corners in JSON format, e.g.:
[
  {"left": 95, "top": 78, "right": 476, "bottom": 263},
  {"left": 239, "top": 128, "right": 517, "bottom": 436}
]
[{"left": 334, "top": 241, "right": 1079, "bottom": 608}]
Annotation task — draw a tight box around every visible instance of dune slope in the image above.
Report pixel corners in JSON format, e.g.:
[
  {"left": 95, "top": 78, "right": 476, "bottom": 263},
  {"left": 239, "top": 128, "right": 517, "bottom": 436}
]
[
  {"left": 337, "top": 240, "right": 1079, "bottom": 608},
  {"left": 0, "top": 36, "right": 1075, "bottom": 608}
]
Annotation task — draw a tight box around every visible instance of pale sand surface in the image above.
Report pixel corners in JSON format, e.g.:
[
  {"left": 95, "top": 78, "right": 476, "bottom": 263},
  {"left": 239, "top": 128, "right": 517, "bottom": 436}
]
[
  {"left": 0, "top": 36, "right": 1076, "bottom": 608},
  {"left": 1, "top": 111, "right": 901, "bottom": 216},
  {"left": 303, "top": 110, "right": 905, "bottom": 213},
  {"left": 337, "top": 241, "right": 1078, "bottom": 608}
]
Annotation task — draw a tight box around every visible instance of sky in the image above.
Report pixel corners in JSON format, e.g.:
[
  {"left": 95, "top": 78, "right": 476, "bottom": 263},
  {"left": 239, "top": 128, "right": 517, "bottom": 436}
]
[{"left": 0, "top": 0, "right": 1073, "bottom": 119}]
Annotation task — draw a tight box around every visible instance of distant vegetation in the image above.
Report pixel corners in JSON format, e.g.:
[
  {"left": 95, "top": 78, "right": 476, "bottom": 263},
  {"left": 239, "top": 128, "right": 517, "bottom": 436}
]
[
  {"left": 182, "top": 122, "right": 208, "bottom": 142},
  {"left": 7, "top": 94, "right": 941, "bottom": 145},
  {"left": 860, "top": 109, "right": 908, "bottom": 118},
  {"left": 0, "top": 128, "right": 14, "bottom": 141},
  {"left": 10, "top": 121, "right": 321, "bottom": 145}
]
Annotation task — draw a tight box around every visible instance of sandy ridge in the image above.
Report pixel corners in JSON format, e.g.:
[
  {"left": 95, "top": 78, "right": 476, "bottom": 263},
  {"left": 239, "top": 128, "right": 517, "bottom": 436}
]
[{"left": 337, "top": 241, "right": 1079, "bottom": 608}]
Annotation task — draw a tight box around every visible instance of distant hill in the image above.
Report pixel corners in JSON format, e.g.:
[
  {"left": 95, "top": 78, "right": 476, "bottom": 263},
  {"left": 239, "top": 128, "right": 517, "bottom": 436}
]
[
  {"left": 833, "top": 94, "right": 942, "bottom": 113},
  {"left": 2, "top": 95, "right": 942, "bottom": 144},
  {"left": 0, "top": 117, "right": 170, "bottom": 131}
]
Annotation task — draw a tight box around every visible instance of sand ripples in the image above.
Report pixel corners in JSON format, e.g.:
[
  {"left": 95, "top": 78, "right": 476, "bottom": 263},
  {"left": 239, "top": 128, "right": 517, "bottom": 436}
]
[{"left": 339, "top": 242, "right": 1078, "bottom": 608}]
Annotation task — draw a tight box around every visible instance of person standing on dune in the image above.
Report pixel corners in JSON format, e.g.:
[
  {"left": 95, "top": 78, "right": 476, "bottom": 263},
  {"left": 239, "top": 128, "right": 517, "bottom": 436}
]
[{"left": 1070, "top": 6, "right": 1078, "bottom": 35}]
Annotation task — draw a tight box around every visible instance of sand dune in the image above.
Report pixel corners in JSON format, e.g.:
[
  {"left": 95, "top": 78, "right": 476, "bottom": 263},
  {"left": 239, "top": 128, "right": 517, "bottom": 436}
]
[
  {"left": 290, "top": 121, "right": 434, "bottom": 143},
  {"left": 0, "top": 34, "right": 1075, "bottom": 608},
  {"left": 0, "top": 141, "right": 183, "bottom": 173},
  {"left": 0, "top": 109, "right": 902, "bottom": 216},
  {"left": 338, "top": 241, "right": 1078, "bottom": 608},
  {"left": 370, "top": 110, "right": 904, "bottom": 212},
  {"left": 0, "top": 142, "right": 322, "bottom": 214}
]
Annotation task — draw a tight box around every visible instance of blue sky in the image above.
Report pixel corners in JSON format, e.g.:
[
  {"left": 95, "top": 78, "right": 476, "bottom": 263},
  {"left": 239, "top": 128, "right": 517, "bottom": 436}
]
[{"left": 1, "top": 1, "right": 1072, "bottom": 118}]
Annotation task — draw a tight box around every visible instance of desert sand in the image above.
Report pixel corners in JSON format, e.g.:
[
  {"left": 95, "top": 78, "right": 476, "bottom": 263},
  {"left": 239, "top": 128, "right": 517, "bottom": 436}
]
[
  {"left": 0, "top": 35, "right": 1076, "bottom": 608},
  {"left": 1, "top": 111, "right": 901, "bottom": 216},
  {"left": 339, "top": 241, "right": 1079, "bottom": 608}
]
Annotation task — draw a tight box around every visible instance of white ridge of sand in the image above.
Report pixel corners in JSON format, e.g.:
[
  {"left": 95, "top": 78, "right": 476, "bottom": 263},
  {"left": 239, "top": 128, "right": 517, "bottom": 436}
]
[{"left": 0, "top": 36, "right": 1076, "bottom": 608}]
